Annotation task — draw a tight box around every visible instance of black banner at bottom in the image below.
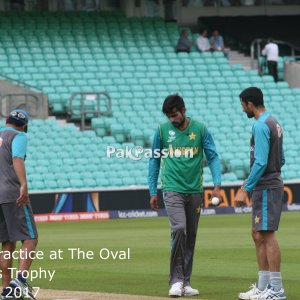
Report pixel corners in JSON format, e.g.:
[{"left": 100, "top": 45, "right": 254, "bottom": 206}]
[{"left": 29, "top": 182, "right": 300, "bottom": 215}]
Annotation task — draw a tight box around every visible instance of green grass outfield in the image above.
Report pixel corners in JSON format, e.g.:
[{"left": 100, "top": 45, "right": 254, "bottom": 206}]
[{"left": 27, "top": 212, "right": 299, "bottom": 300}]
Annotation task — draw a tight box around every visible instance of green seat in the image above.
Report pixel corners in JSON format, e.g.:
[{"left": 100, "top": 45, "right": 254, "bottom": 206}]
[
  {"left": 32, "top": 180, "right": 45, "bottom": 190},
  {"left": 130, "top": 129, "right": 145, "bottom": 146},
  {"left": 136, "top": 176, "right": 148, "bottom": 185},
  {"left": 110, "top": 124, "right": 126, "bottom": 143},
  {"left": 226, "top": 77, "right": 239, "bottom": 84},
  {"left": 280, "top": 88, "right": 292, "bottom": 95},
  {"left": 122, "top": 177, "right": 136, "bottom": 186},
  {"left": 48, "top": 180, "right": 59, "bottom": 189},
  {"left": 109, "top": 178, "right": 123, "bottom": 186},
  {"left": 102, "top": 136, "right": 116, "bottom": 144},
  {"left": 83, "top": 178, "right": 97, "bottom": 188},
  {"left": 222, "top": 172, "right": 238, "bottom": 182},
  {"left": 70, "top": 179, "right": 84, "bottom": 188}
]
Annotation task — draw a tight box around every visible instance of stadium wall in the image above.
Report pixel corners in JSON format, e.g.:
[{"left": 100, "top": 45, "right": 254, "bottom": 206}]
[
  {"left": 285, "top": 61, "right": 300, "bottom": 88},
  {"left": 30, "top": 181, "right": 300, "bottom": 222}
]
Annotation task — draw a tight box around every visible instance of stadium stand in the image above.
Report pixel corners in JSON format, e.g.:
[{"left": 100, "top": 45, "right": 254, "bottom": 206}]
[
  {"left": 198, "top": 16, "right": 300, "bottom": 54},
  {"left": 0, "top": 12, "right": 299, "bottom": 190}
]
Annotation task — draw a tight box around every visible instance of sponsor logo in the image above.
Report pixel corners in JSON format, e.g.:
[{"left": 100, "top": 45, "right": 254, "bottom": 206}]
[
  {"left": 167, "top": 130, "right": 176, "bottom": 142},
  {"left": 189, "top": 132, "right": 196, "bottom": 140},
  {"left": 167, "top": 137, "right": 175, "bottom": 142},
  {"left": 234, "top": 206, "right": 252, "bottom": 214},
  {"left": 34, "top": 212, "right": 109, "bottom": 223},
  {"left": 201, "top": 209, "right": 216, "bottom": 215},
  {"left": 106, "top": 145, "right": 195, "bottom": 160},
  {"left": 277, "top": 123, "right": 282, "bottom": 138},
  {"left": 117, "top": 210, "right": 159, "bottom": 218},
  {"left": 287, "top": 204, "right": 300, "bottom": 211}
]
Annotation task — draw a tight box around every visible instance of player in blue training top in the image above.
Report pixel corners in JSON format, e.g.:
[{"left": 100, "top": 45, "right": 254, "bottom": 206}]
[
  {"left": 235, "top": 87, "right": 286, "bottom": 300},
  {"left": 0, "top": 109, "right": 38, "bottom": 300}
]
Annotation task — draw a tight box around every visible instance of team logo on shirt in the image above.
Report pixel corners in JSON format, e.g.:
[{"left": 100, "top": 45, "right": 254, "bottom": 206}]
[
  {"left": 255, "top": 215, "right": 260, "bottom": 224},
  {"left": 276, "top": 124, "right": 282, "bottom": 138},
  {"left": 189, "top": 132, "right": 196, "bottom": 140},
  {"left": 0, "top": 137, "right": 2, "bottom": 147},
  {"left": 167, "top": 130, "right": 176, "bottom": 143}
]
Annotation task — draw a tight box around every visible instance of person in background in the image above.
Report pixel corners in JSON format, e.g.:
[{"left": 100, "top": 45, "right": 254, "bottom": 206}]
[
  {"left": 196, "top": 29, "right": 211, "bottom": 52},
  {"left": 175, "top": 30, "right": 193, "bottom": 53},
  {"left": 0, "top": 109, "right": 38, "bottom": 300},
  {"left": 262, "top": 38, "right": 279, "bottom": 82},
  {"left": 210, "top": 29, "right": 229, "bottom": 58},
  {"left": 210, "top": 30, "right": 225, "bottom": 52}
]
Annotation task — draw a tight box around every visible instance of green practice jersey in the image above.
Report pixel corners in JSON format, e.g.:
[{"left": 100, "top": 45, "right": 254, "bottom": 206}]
[
  {"left": 148, "top": 118, "right": 221, "bottom": 195},
  {"left": 160, "top": 118, "right": 205, "bottom": 193}
]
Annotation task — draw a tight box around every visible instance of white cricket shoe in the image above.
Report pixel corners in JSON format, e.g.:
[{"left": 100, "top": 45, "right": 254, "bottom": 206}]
[
  {"left": 169, "top": 282, "right": 183, "bottom": 297},
  {"left": 183, "top": 285, "right": 199, "bottom": 296},
  {"left": 239, "top": 283, "right": 265, "bottom": 300},
  {"left": 9, "top": 278, "right": 36, "bottom": 300},
  {"left": 253, "top": 285, "right": 287, "bottom": 300}
]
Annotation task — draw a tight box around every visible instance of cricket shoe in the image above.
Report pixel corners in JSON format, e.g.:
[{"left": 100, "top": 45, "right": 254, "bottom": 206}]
[
  {"left": 183, "top": 285, "right": 199, "bottom": 296},
  {"left": 0, "top": 289, "right": 19, "bottom": 300},
  {"left": 239, "top": 283, "right": 265, "bottom": 300},
  {"left": 0, "top": 291, "right": 23, "bottom": 300},
  {"left": 9, "top": 278, "right": 35, "bottom": 300},
  {"left": 169, "top": 282, "right": 183, "bottom": 297},
  {"left": 254, "top": 285, "right": 287, "bottom": 300}
]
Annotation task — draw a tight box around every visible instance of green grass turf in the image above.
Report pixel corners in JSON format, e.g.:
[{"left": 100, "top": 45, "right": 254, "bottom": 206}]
[{"left": 24, "top": 212, "right": 299, "bottom": 299}]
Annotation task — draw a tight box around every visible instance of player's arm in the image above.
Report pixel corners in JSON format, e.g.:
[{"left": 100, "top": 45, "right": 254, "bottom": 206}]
[
  {"left": 202, "top": 127, "right": 222, "bottom": 199},
  {"left": 182, "top": 37, "right": 192, "bottom": 48},
  {"left": 12, "top": 133, "right": 29, "bottom": 206},
  {"left": 243, "top": 122, "right": 270, "bottom": 192},
  {"left": 235, "top": 123, "right": 270, "bottom": 206},
  {"left": 148, "top": 128, "right": 162, "bottom": 210}
]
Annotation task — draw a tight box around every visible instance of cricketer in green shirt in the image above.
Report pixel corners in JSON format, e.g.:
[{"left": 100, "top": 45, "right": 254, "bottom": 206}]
[
  {"left": 148, "top": 117, "right": 221, "bottom": 196},
  {"left": 148, "top": 95, "right": 222, "bottom": 296}
]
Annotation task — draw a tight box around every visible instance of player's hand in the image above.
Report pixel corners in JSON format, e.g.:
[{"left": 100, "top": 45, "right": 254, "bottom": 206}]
[
  {"left": 211, "top": 185, "right": 223, "bottom": 205},
  {"left": 234, "top": 188, "right": 248, "bottom": 207},
  {"left": 150, "top": 195, "right": 159, "bottom": 211},
  {"left": 17, "top": 184, "right": 29, "bottom": 206}
]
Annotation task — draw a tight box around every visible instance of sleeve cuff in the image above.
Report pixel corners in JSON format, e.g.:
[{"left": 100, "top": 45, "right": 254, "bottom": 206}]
[
  {"left": 12, "top": 155, "right": 25, "bottom": 160},
  {"left": 242, "top": 185, "right": 251, "bottom": 192}
]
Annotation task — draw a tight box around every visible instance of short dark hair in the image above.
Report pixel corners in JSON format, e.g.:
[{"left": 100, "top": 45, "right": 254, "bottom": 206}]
[
  {"left": 6, "top": 117, "right": 25, "bottom": 128},
  {"left": 239, "top": 87, "right": 264, "bottom": 107},
  {"left": 180, "top": 29, "right": 188, "bottom": 36},
  {"left": 162, "top": 94, "right": 185, "bottom": 114},
  {"left": 199, "top": 28, "right": 207, "bottom": 35}
]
